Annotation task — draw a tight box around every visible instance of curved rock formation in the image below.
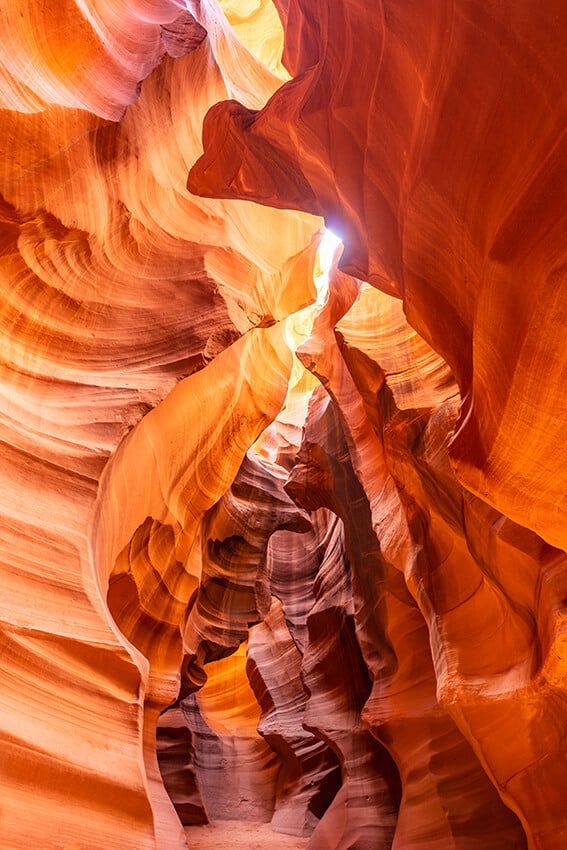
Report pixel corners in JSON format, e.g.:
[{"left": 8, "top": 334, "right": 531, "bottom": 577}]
[
  {"left": 247, "top": 598, "right": 342, "bottom": 837},
  {"left": 1, "top": 2, "right": 567, "bottom": 850},
  {"left": 189, "top": 0, "right": 567, "bottom": 552}
]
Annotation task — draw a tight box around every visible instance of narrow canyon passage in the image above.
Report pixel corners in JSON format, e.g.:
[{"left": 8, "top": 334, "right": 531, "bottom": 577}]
[{"left": 1, "top": 2, "right": 567, "bottom": 850}]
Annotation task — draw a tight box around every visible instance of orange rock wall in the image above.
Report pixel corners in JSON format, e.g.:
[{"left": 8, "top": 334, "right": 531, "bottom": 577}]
[{"left": 1, "top": 2, "right": 566, "bottom": 850}]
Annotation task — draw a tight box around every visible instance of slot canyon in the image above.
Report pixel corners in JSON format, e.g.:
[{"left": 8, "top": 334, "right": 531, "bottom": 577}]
[{"left": 1, "top": 1, "right": 567, "bottom": 848}]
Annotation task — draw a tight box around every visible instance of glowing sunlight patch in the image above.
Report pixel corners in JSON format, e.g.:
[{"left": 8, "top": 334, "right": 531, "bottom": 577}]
[
  {"left": 314, "top": 228, "right": 342, "bottom": 306},
  {"left": 253, "top": 230, "right": 342, "bottom": 463},
  {"left": 283, "top": 227, "right": 342, "bottom": 352}
]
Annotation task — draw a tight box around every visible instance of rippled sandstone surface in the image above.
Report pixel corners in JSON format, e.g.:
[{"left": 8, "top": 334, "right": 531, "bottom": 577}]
[{"left": 1, "top": 2, "right": 566, "bottom": 850}]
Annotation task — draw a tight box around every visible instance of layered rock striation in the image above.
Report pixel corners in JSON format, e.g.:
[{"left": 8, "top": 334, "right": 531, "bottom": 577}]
[{"left": 1, "top": 2, "right": 566, "bottom": 850}]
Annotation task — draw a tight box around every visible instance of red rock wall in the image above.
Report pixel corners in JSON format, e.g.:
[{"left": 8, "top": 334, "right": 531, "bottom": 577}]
[
  {"left": 1, "top": 2, "right": 566, "bottom": 849},
  {"left": 189, "top": 0, "right": 567, "bottom": 551}
]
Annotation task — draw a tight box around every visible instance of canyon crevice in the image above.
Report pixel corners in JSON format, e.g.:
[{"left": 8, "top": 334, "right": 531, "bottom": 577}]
[{"left": 1, "top": 2, "right": 566, "bottom": 849}]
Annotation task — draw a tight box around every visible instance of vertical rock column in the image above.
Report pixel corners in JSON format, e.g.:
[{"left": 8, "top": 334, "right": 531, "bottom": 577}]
[{"left": 287, "top": 382, "right": 527, "bottom": 849}]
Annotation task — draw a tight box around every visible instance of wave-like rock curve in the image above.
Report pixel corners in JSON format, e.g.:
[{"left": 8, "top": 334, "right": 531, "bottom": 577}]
[{"left": 1, "top": 2, "right": 566, "bottom": 850}]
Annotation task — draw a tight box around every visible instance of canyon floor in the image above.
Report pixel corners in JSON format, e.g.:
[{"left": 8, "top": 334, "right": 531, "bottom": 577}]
[{"left": 185, "top": 821, "right": 309, "bottom": 849}]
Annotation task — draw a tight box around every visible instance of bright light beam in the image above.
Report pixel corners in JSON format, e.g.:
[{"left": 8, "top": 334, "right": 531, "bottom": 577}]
[{"left": 314, "top": 228, "right": 342, "bottom": 306}]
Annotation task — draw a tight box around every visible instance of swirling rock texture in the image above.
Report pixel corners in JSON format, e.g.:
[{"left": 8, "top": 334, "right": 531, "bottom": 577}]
[{"left": 1, "top": 2, "right": 567, "bottom": 850}]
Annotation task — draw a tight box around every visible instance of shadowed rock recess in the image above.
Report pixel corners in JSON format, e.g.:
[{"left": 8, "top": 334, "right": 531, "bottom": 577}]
[{"left": 1, "top": 1, "right": 566, "bottom": 849}]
